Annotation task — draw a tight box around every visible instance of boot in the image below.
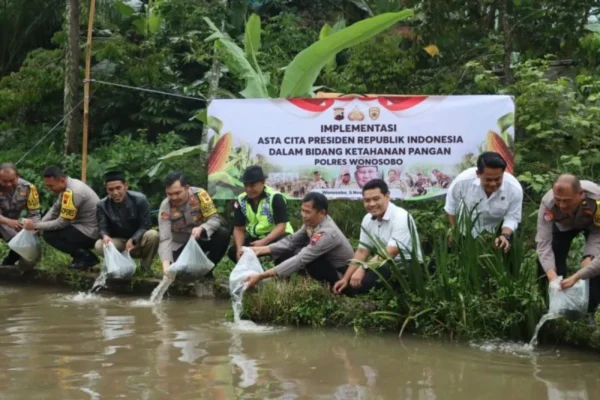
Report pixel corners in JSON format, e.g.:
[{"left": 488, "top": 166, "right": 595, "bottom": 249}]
[
  {"left": 70, "top": 249, "right": 99, "bottom": 270},
  {"left": 1, "top": 250, "right": 20, "bottom": 266}
]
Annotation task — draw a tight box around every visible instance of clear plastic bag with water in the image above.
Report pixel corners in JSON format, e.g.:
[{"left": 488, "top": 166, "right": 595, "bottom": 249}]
[
  {"left": 229, "top": 247, "right": 264, "bottom": 296},
  {"left": 549, "top": 276, "right": 589, "bottom": 318},
  {"left": 167, "top": 237, "right": 214, "bottom": 282},
  {"left": 103, "top": 242, "right": 136, "bottom": 279},
  {"left": 8, "top": 229, "right": 41, "bottom": 262}
]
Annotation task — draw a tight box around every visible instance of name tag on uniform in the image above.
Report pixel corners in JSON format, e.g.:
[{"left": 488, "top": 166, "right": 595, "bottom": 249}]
[{"left": 310, "top": 233, "right": 322, "bottom": 246}]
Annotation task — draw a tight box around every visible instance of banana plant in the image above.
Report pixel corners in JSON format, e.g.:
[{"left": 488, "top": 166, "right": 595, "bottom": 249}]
[
  {"left": 203, "top": 9, "right": 414, "bottom": 99},
  {"left": 279, "top": 9, "right": 413, "bottom": 97},
  {"left": 149, "top": 9, "right": 415, "bottom": 175}
]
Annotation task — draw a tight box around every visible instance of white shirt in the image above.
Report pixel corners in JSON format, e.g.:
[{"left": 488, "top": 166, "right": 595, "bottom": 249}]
[
  {"left": 443, "top": 167, "right": 523, "bottom": 237},
  {"left": 358, "top": 202, "right": 423, "bottom": 261}
]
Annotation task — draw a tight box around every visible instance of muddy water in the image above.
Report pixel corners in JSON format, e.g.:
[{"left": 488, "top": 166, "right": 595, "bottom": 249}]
[{"left": 0, "top": 284, "right": 598, "bottom": 400}]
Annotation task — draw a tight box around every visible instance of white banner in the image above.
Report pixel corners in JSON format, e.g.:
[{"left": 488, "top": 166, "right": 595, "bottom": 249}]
[{"left": 206, "top": 96, "right": 515, "bottom": 200}]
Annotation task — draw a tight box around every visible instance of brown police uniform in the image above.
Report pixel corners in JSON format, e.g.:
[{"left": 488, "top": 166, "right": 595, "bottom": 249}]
[
  {"left": 536, "top": 180, "right": 600, "bottom": 310},
  {"left": 0, "top": 178, "right": 41, "bottom": 241},
  {"left": 268, "top": 215, "right": 354, "bottom": 286},
  {"left": 34, "top": 177, "right": 100, "bottom": 268},
  {"left": 307, "top": 179, "right": 329, "bottom": 191},
  {"left": 158, "top": 187, "right": 229, "bottom": 268}
]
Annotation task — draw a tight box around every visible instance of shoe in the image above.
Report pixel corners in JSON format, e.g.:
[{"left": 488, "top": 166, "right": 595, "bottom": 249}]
[
  {"left": 1, "top": 250, "right": 20, "bottom": 266},
  {"left": 70, "top": 250, "right": 99, "bottom": 271}
]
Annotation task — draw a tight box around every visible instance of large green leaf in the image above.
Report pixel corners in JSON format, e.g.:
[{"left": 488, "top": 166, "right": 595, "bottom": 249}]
[
  {"left": 279, "top": 10, "right": 414, "bottom": 98},
  {"left": 147, "top": 13, "right": 162, "bottom": 34},
  {"left": 244, "top": 13, "right": 261, "bottom": 72},
  {"left": 319, "top": 23, "right": 332, "bottom": 41},
  {"left": 208, "top": 116, "right": 223, "bottom": 133},
  {"left": 319, "top": 24, "right": 336, "bottom": 72},
  {"left": 114, "top": 1, "right": 135, "bottom": 18},
  {"left": 204, "top": 17, "right": 269, "bottom": 98},
  {"left": 158, "top": 144, "right": 208, "bottom": 161},
  {"left": 320, "top": 19, "right": 347, "bottom": 72}
]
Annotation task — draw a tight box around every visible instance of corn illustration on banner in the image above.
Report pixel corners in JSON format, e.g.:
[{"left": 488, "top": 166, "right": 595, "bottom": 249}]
[{"left": 206, "top": 96, "right": 515, "bottom": 201}]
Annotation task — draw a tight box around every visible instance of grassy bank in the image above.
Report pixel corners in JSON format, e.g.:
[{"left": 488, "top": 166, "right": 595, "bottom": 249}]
[
  {"left": 239, "top": 276, "right": 600, "bottom": 350},
  {"left": 1, "top": 199, "right": 599, "bottom": 350}
]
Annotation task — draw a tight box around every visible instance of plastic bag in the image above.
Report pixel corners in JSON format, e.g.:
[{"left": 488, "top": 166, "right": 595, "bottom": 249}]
[
  {"left": 229, "top": 247, "right": 264, "bottom": 296},
  {"left": 8, "top": 229, "right": 41, "bottom": 262},
  {"left": 103, "top": 242, "right": 136, "bottom": 279},
  {"left": 167, "top": 237, "right": 214, "bottom": 282},
  {"left": 549, "top": 276, "right": 589, "bottom": 318}
]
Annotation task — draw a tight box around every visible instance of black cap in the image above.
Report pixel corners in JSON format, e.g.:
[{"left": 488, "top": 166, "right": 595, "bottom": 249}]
[
  {"left": 104, "top": 170, "right": 126, "bottom": 183},
  {"left": 241, "top": 165, "right": 267, "bottom": 184}
]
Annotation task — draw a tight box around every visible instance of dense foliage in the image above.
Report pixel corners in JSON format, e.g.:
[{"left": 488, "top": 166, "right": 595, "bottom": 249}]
[{"left": 2, "top": 0, "right": 600, "bottom": 343}]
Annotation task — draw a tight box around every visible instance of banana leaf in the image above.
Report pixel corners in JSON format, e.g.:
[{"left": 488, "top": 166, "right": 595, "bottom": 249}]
[
  {"left": 279, "top": 10, "right": 414, "bottom": 98},
  {"left": 319, "top": 19, "right": 347, "bottom": 72},
  {"left": 158, "top": 144, "right": 208, "bottom": 161},
  {"left": 204, "top": 17, "right": 269, "bottom": 98},
  {"left": 244, "top": 14, "right": 261, "bottom": 72},
  {"left": 209, "top": 171, "right": 243, "bottom": 187}
]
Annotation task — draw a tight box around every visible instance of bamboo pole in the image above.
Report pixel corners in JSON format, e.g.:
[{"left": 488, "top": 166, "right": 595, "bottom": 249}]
[{"left": 81, "top": 0, "right": 96, "bottom": 183}]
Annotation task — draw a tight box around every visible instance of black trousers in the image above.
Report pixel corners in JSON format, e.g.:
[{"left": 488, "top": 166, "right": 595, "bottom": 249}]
[
  {"left": 173, "top": 226, "right": 229, "bottom": 271},
  {"left": 43, "top": 226, "right": 97, "bottom": 260},
  {"left": 301, "top": 257, "right": 395, "bottom": 295},
  {"left": 536, "top": 228, "right": 600, "bottom": 312},
  {"left": 226, "top": 232, "right": 289, "bottom": 264}
]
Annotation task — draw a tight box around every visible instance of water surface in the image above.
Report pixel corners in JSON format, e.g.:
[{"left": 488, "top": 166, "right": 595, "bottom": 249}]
[{"left": 0, "top": 284, "right": 597, "bottom": 399}]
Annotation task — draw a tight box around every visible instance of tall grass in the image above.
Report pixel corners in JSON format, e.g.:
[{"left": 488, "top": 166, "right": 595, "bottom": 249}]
[{"left": 362, "top": 204, "right": 545, "bottom": 341}]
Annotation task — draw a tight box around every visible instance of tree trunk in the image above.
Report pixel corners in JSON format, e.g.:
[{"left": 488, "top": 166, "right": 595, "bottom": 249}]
[
  {"left": 64, "top": 0, "right": 81, "bottom": 154},
  {"left": 199, "top": 0, "right": 228, "bottom": 188},
  {"left": 500, "top": 0, "right": 512, "bottom": 84},
  {"left": 201, "top": 0, "right": 229, "bottom": 147},
  {"left": 579, "top": 4, "right": 591, "bottom": 37}
]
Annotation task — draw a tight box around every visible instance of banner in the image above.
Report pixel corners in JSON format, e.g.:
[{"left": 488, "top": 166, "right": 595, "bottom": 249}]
[{"left": 206, "top": 96, "right": 515, "bottom": 200}]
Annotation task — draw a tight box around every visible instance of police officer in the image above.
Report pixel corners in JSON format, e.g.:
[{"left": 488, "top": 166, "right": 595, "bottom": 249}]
[
  {"left": 244, "top": 192, "right": 354, "bottom": 289},
  {"left": 307, "top": 171, "right": 329, "bottom": 191},
  {"left": 22, "top": 166, "right": 100, "bottom": 270},
  {"left": 0, "top": 163, "right": 41, "bottom": 266},
  {"left": 158, "top": 171, "right": 229, "bottom": 278},
  {"left": 228, "top": 165, "right": 293, "bottom": 263},
  {"left": 95, "top": 171, "right": 159, "bottom": 271},
  {"left": 536, "top": 174, "right": 600, "bottom": 311}
]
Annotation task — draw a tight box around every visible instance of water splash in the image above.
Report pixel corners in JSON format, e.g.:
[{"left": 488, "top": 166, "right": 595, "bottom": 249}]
[
  {"left": 231, "top": 283, "right": 246, "bottom": 324},
  {"left": 60, "top": 292, "right": 114, "bottom": 303},
  {"left": 529, "top": 312, "right": 561, "bottom": 348},
  {"left": 129, "top": 299, "right": 155, "bottom": 307},
  {"left": 470, "top": 339, "right": 534, "bottom": 356},
  {"left": 227, "top": 283, "right": 282, "bottom": 333},
  {"left": 149, "top": 275, "right": 173, "bottom": 303},
  {"left": 90, "top": 270, "right": 108, "bottom": 293}
]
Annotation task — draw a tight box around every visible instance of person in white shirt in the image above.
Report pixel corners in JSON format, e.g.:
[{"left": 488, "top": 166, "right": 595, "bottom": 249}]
[
  {"left": 444, "top": 151, "right": 523, "bottom": 252},
  {"left": 333, "top": 179, "right": 422, "bottom": 295}
]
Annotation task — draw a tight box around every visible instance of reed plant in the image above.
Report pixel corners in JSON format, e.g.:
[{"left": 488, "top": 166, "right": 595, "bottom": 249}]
[{"left": 360, "top": 204, "right": 545, "bottom": 341}]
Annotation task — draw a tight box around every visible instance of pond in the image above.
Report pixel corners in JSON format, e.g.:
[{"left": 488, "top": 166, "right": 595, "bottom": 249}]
[{"left": 0, "top": 283, "right": 597, "bottom": 399}]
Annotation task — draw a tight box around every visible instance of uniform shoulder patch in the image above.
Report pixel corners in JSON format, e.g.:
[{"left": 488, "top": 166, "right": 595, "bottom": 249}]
[
  {"left": 197, "top": 189, "right": 217, "bottom": 218},
  {"left": 161, "top": 211, "right": 170, "bottom": 220},
  {"left": 27, "top": 184, "right": 40, "bottom": 210},
  {"left": 310, "top": 233, "right": 323, "bottom": 246},
  {"left": 60, "top": 189, "right": 78, "bottom": 220},
  {"left": 543, "top": 208, "right": 555, "bottom": 222}
]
